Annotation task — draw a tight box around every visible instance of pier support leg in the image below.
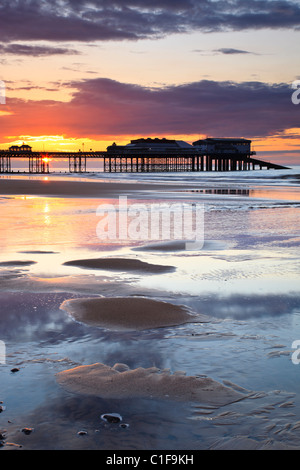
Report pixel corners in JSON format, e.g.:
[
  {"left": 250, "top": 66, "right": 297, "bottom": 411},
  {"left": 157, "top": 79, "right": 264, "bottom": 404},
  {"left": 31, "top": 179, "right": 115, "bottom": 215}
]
[
  {"left": 0, "top": 156, "right": 11, "bottom": 173},
  {"left": 200, "top": 156, "right": 204, "bottom": 171},
  {"left": 69, "top": 156, "right": 86, "bottom": 173},
  {"left": 29, "top": 155, "right": 49, "bottom": 173}
]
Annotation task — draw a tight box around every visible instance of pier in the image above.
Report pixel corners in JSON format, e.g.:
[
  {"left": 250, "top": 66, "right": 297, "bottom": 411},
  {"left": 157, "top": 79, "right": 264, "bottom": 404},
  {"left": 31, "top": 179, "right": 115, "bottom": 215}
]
[
  {"left": 0, "top": 138, "right": 290, "bottom": 174},
  {"left": 102, "top": 153, "right": 288, "bottom": 172}
]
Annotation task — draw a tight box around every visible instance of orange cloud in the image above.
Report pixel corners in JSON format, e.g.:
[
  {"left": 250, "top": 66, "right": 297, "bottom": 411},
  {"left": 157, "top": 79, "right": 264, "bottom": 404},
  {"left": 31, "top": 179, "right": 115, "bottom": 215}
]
[{"left": 1, "top": 78, "right": 299, "bottom": 164}]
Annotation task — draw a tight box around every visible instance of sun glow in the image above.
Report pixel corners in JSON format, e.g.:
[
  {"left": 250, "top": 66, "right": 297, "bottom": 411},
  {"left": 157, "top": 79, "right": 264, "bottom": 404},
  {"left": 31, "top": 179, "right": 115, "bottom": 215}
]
[{"left": 1, "top": 131, "right": 299, "bottom": 165}]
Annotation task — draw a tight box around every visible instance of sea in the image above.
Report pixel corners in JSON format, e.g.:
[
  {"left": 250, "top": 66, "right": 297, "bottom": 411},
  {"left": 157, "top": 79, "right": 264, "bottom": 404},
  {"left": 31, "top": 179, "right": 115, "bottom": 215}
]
[{"left": 0, "top": 163, "right": 300, "bottom": 452}]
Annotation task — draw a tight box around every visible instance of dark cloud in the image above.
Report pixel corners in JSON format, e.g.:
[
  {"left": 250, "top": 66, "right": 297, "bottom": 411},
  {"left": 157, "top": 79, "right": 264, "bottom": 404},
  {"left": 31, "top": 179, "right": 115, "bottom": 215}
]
[
  {"left": 192, "top": 47, "right": 257, "bottom": 55},
  {"left": 0, "top": 1, "right": 299, "bottom": 42},
  {"left": 0, "top": 43, "right": 80, "bottom": 56},
  {"left": 6, "top": 85, "right": 58, "bottom": 92},
  {"left": 215, "top": 48, "right": 256, "bottom": 55},
  {"left": 1, "top": 77, "right": 298, "bottom": 141}
]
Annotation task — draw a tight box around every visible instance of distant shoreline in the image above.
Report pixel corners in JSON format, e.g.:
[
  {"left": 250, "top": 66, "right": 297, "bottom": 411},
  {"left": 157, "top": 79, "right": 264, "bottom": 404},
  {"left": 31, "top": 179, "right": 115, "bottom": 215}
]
[{"left": 0, "top": 177, "right": 185, "bottom": 198}]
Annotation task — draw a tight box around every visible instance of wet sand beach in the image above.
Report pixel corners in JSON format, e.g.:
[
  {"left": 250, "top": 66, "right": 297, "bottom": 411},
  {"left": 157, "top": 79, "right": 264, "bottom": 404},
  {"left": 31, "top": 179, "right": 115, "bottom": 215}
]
[{"left": 1, "top": 170, "right": 300, "bottom": 450}]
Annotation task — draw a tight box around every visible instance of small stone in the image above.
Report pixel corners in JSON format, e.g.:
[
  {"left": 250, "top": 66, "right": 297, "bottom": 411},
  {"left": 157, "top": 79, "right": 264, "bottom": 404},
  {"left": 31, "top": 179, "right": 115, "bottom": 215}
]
[
  {"left": 21, "top": 427, "right": 34, "bottom": 435},
  {"left": 100, "top": 413, "right": 122, "bottom": 424},
  {"left": 11, "top": 368, "right": 20, "bottom": 373},
  {"left": 77, "top": 430, "right": 87, "bottom": 435},
  {"left": 119, "top": 423, "right": 129, "bottom": 429}
]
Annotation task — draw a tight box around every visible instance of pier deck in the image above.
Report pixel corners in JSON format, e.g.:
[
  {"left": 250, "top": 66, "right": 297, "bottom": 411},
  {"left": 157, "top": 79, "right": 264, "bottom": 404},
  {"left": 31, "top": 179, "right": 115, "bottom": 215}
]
[{"left": 0, "top": 150, "right": 289, "bottom": 174}]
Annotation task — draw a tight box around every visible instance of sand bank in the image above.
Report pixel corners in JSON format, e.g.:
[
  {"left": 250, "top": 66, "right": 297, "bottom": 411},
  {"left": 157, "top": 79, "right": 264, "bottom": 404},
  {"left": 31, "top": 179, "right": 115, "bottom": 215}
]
[
  {"left": 60, "top": 296, "right": 208, "bottom": 331},
  {"left": 56, "top": 362, "right": 246, "bottom": 406},
  {"left": 0, "top": 260, "right": 36, "bottom": 267},
  {"left": 132, "top": 240, "right": 189, "bottom": 252},
  {"left": 132, "top": 240, "right": 228, "bottom": 252},
  {"left": 63, "top": 257, "right": 175, "bottom": 274},
  {"left": 0, "top": 178, "right": 183, "bottom": 198}
]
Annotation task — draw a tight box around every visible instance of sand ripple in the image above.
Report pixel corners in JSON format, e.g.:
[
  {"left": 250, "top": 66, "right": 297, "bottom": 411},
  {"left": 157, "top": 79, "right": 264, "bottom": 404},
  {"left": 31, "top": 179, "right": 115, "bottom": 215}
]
[
  {"left": 56, "top": 362, "right": 246, "bottom": 406},
  {"left": 59, "top": 296, "right": 208, "bottom": 330},
  {"left": 63, "top": 257, "right": 175, "bottom": 274}
]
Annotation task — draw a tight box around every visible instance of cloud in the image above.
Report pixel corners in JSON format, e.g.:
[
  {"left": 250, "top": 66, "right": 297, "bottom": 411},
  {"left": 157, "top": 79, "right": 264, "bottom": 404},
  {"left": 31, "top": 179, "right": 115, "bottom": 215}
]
[
  {"left": 214, "top": 48, "right": 256, "bottom": 55},
  {"left": 0, "top": 1, "right": 300, "bottom": 43},
  {"left": 192, "top": 47, "right": 257, "bottom": 55},
  {"left": 0, "top": 43, "right": 80, "bottom": 56},
  {"left": 6, "top": 85, "right": 58, "bottom": 92},
  {"left": 0, "top": 77, "right": 298, "bottom": 142}
]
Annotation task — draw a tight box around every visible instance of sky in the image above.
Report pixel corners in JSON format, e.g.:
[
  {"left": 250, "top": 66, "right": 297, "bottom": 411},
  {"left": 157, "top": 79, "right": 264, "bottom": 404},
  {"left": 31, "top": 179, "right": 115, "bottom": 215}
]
[{"left": 0, "top": 0, "right": 300, "bottom": 164}]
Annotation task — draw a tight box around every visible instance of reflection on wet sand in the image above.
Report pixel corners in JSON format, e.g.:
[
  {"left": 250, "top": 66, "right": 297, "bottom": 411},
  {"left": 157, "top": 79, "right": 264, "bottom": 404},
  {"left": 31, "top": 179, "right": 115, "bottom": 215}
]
[
  {"left": 1, "top": 172, "right": 300, "bottom": 450},
  {"left": 1, "top": 285, "right": 300, "bottom": 450},
  {"left": 249, "top": 187, "right": 300, "bottom": 201}
]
